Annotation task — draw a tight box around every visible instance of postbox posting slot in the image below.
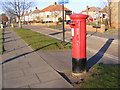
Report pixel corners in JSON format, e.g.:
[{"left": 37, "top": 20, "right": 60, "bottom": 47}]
[
  {"left": 70, "top": 23, "right": 76, "bottom": 37},
  {"left": 70, "top": 23, "right": 75, "bottom": 27}
]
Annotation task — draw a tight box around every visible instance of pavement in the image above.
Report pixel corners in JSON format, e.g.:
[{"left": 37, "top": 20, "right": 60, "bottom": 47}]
[{"left": 1, "top": 28, "right": 73, "bottom": 88}]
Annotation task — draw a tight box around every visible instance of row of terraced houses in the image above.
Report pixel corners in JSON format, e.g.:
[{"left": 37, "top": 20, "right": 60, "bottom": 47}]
[
  {"left": 17, "top": 2, "right": 72, "bottom": 23},
  {"left": 16, "top": 2, "right": 120, "bottom": 29},
  {"left": 17, "top": 2, "right": 108, "bottom": 23}
]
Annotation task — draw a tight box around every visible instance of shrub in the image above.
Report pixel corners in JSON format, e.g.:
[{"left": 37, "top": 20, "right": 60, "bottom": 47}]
[
  {"left": 58, "top": 17, "right": 63, "bottom": 22},
  {"left": 40, "top": 19, "right": 44, "bottom": 23},
  {"left": 102, "top": 19, "right": 108, "bottom": 26}
]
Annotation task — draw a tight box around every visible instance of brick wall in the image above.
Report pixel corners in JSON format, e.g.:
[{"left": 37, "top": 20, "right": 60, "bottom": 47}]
[{"left": 65, "top": 24, "right": 105, "bottom": 33}]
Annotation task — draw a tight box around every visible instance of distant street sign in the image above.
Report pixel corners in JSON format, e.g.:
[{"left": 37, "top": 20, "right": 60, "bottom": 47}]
[
  {"left": 64, "top": 0, "right": 69, "bottom": 4},
  {"left": 58, "top": 1, "right": 62, "bottom": 4},
  {"left": 58, "top": 0, "right": 69, "bottom": 4},
  {"left": 58, "top": 0, "right": 69, "bottom": 42}
]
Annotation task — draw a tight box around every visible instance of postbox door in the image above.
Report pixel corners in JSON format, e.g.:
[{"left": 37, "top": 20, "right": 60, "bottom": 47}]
[{"left": 72, "top": 22, "right": 81, "bottom": 59}]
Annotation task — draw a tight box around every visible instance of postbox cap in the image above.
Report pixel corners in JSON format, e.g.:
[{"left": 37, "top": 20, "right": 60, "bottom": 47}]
[{"left": 69, "top": 14, "right": 89, "bottom": 19}]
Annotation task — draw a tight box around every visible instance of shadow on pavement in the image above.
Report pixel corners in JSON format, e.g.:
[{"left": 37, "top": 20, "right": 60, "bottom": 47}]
[
  {"left": 87, "top": 38, "right": 114, "bottom": 71},
  {"left": 5, "top": 45, "right": 29, "bottom": 53},
  {"left": 1, "top": 43, "right": 57, "bottom": 64},
  {"left": 4, "top": 38, "right": 21, "bottom": 43},
  {"left": 1, "top": 37, "right": 12, "bottom": 40},
  {"left": 86, "top": 31, "right": 97, "bottom": 38},
  {"left": 5, "top": 39, "right": 51, "bottom": 53},
  {"left": 3, "top": 32, "right": 11, "bottom": 35}
]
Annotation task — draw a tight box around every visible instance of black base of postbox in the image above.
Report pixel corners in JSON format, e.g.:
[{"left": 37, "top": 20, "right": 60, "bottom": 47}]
[{"left": 72, "top": 58, "right": 87, "bottom": 73}]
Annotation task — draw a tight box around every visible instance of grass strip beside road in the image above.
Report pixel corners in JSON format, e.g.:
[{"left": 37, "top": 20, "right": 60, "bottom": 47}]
[
  {"left": 13, "top": 28, "right": 71, "bottom": 50},
  {"left": 0, "top": 29, "right": 3, "bottom": 53},
  {"left": 80, "top": 65, "right": 119, "bottom": 88},
  {"left": 48, "top": 24, "right": 62, "bottom": 29}
]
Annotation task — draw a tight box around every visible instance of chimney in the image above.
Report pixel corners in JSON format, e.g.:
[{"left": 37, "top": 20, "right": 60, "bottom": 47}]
[
  {"left": 35, "top": 7, "right": 38, "bottom": 9},
  {"left": 54, "top": 2, "right": 57, "bottom": 5},
  {"left": 86, "top": 5, "right": 89, "bottom": 15},
  {"left": 30, "top": 10, "right": 32, "bottom": 12},
  {"left": 86, "top": 5, "right": 89, "bottom": 10}
]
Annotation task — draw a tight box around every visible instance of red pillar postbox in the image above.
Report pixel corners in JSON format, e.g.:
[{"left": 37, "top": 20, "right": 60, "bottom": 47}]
[{"left": 69, "top": 14, "right": 88, "bottom": 73}]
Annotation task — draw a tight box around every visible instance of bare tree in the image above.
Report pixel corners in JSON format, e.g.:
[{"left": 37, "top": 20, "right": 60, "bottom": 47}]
[
  {"left": 2, "top": 0, "right": 35, "bottom": 28},
  {"left": 101, "top": 0, "right": 112, "bottom": 28}
]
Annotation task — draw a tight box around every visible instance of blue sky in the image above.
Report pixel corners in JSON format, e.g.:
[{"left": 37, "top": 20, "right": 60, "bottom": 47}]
[
  {"left": 33, "top": 0, "right": 107, "bottom": 13},
  {"left": 0, "top": 0, "right": 108, "bottom": 14}
]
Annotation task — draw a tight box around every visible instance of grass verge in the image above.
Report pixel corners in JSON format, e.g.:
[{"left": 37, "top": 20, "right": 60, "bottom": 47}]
[
  {"left": 79, "top": 65, "right": 119, "bottom": 88},
  {"left": 13, "top": 28, "right": 71, "bottom": 50},
  {"left": 104, "top": 28, "right": 118, "bottom": 34},
  {"left": 0, "top": 29, "right": 3, "bottom": 54},
  {"left": 48, "top": 24, "right": 62, "bottom": 29}
]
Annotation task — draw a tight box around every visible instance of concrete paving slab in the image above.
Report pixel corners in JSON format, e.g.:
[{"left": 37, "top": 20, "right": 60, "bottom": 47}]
[
  {"left": 18, "top": 57, "right": 30, "bottom": 64},
  {"left": 36, "top": 71, "right": 62, "bottom": 83},
  {"left": 26, "top": 53, "right": 49, "bottom": 68},
  {"left": 30, "top": 78, "right": 73, "bottom": 88},
  {"left": 3, "top": 57, "right": 31, "bottom": 70},
  {"left": 23, "top": 66, "right": 53, "bottom": 76},
  {"left": 19, "top": 62, "right": 31, "bottom": 69},
  {"left": 3, "top": 70, "right": 24, "bottom": 80},
  {"left": 3, "top": 65, "right": 22, "bottom": 73},
  {"left": 19, "top": 85, "right": 30, "bottom": 88},
  {"left": 3, "top": 75, "right": 40, "bottom": 88},
  {"left": 37, "top": 50, "right": 72, "bottom": 72}
]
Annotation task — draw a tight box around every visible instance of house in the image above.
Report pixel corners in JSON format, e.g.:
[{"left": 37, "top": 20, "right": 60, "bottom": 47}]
[
  {"left": 16, "top": 14, "right": 24, "bottom": 23},
  {"left": 24, "top": 11, "right": 29, "bottom": 22},
  {"left": 18, "top": 2, "right": 72, "bottom": 23},
  {"left": 30, "top": 7, "right": 41, "bottom": 21},
  {"left": 0, "top": 14, "right": 8, "bottom": 25},
  {"left": 22, "top": 7, "right": 40, "bottom": 22},
  {"left": 27, "top": 10, "right": 33, "bottom": 22},
  {"left": 39, "top": 2, "right": 72, "bottom": 22},
  {"left": 81, "top": 6, "right": 108, "bottom": 22}
]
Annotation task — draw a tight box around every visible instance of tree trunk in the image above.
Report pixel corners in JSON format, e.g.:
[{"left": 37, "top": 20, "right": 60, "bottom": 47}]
[
  {"left": 108, "top": 1, "right": 111, "bottom": 28},
  {"left": 18, "top": 17, "right": 22, "bottom": 28},
  {"left": 108, "top": 10, "right": 111, "bottom": 28}
]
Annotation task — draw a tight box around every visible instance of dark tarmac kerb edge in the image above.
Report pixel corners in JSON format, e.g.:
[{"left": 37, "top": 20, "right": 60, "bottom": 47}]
[{"left": 72, "top": 58, "right": 87, "bottom": 73}]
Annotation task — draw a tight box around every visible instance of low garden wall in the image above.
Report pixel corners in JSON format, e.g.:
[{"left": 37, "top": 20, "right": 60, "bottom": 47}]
[
  {"left": 65, "top": 24, "right": 105, "bottom": 33},
  {"left": 28, "top": 22, "right": 106, "bottom": 33},
  {"left": 28, "top": 22, "right": 59, "bottom": 26},
  {"left": 86, "top": 24, "right": 105, "bottom": 33}
]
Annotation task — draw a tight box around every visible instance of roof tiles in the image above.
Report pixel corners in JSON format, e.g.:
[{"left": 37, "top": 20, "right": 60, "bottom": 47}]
[{"left": 40, "top": 5, "right": 72, "bottom": 12}]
